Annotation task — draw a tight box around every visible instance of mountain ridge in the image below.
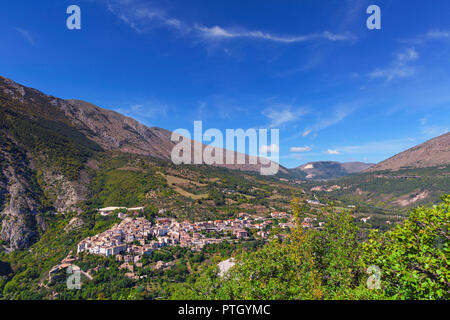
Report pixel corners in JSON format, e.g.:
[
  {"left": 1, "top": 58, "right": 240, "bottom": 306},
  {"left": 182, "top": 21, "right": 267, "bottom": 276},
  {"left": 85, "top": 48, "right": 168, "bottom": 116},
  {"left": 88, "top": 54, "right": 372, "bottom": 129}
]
[
  {"left": 290, "top": 161, "right": 374, "bottom": 180},
  {"left": 364, "top": 132, "right": 450, "bottom": 172},
  {"left": 0, "top": 76, "right": 285, "bottom": 174}
]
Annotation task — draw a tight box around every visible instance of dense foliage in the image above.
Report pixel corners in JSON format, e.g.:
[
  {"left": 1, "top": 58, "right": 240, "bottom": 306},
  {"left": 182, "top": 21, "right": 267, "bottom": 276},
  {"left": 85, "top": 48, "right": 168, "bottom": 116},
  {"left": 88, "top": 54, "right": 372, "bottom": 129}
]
[
  {"left": 168, "top": 196, "right": 449, "bottom": 300},
  {"left": 361, "top": 195, "right": 449, "bottom": 299},
  {"left": 0, "top": 106, "right": 101, "bottom": 181},
  {"left": 310, "top": 166, "right": 450, "bottom": 213}
]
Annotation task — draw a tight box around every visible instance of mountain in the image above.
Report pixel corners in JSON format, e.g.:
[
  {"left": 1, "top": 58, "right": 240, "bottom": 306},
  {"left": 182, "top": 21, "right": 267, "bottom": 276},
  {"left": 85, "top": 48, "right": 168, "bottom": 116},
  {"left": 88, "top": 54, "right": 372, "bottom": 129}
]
[
  {"left": 365, "top": 132, "right": 450, "bottom": 172},
  {"left": 0, "top": 76, "right": 285, "bottom": 172},
  {"left": 0, "top": 75, "right": 286, "bottom": 249},
  {"left": 291, "top": 161, "right": 374, "bottom": 180},
  {"left": 307, "top": 135, "right": 450, "bottom": 211},
  {"left": 291, "top": 133, "right": 450, "bottom": 181}
]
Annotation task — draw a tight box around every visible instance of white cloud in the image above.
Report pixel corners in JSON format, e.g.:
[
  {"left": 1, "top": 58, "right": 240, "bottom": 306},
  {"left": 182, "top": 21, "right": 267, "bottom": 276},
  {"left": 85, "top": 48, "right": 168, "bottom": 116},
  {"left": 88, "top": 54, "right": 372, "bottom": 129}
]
[
  {"left": 325, "top": 149, "right": 340, "bottom": 155},
  {"left": 105, "top": 0, "right": 186, "bottom": 33},
  {"left": 114, "top": 100, "right": 169, "bottom": 125},
  {"left": 260, "top": 144, "right": 279, "bottom": 153},
  {"left": 421, "top": 125, "right": 449, "bottom": 137},
  {"left": 263, "top": 106, "right": 309, "bottom": 128},
  {"left": 405, "top": 29, "right": 450, "bottom": 44},
  {"left": 369, "top": 48, "right": 419, "bottom": 81},
  {"left": 338, "top": 138, "right": 417, "bottom": 155},
  {"left": 369, "top": 67, "right": 416, "bottom": 81},
  {"left": 198, "top": 94, "right": 247, "bottom": 120},
  {"left": 320, "top": 138, "right": 421, "bottom": 163},
  {"left": 419, "top": 116, "right": 449, "bottom": 137},
  {"left": 302, "top": 103, "right": 357, "bottom": 136},
  {"left": 420, "top": 115, "right": 430, "bottom": 126},
  {"left": 396, "top": 48, "right": 419, "bottom": 64},
  {"left": 425, "top": 30, "right": 450, "bottom": 40},
  {"left": 103, "top": 0, "right": 354, "bottom": 45},
  {"left": 290, "top": 146, "right": 311, "bottom": 153},
  {"left": 14, "top": 28, "right": 35, "bottom": 46},
  {"left": 195, "top": 25, "right": 353, "bottom": 43}
]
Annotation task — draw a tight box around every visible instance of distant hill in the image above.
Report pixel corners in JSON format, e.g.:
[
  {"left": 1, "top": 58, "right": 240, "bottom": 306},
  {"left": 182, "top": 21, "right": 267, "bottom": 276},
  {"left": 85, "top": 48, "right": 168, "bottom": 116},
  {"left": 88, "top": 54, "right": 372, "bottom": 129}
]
[
  {"left": 291, "top": 161, "right": 374, "bottom": 180},
  {"left": 365, "top": 132, "right": 450, "bottom": 172},
  {"left": 307, "top": 134, "right": 450, "bottom": 211}
]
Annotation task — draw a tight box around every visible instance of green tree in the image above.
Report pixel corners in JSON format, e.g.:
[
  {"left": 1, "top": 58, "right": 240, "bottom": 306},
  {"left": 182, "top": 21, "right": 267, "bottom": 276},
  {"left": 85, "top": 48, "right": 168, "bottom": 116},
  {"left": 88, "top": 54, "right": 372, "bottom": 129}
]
[
  {"left": 362, "top": 195, "right": 450, "bottom": 299},
  {"left": 311, "top": 204, "right": 363, "bottom": 298}
]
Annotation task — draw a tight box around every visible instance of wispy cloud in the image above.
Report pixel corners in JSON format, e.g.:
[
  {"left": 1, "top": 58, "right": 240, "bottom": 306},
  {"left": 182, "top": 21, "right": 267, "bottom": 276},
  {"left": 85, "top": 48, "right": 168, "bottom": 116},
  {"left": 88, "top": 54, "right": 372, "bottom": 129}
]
[
  {"left": 421, "top": 125, "right": 449, "bottom": 137},
  {"left": 105, "top": 0, "right": 186, "bottom": 33},
  {"left": 195, "top": 94, "right": 247, "bottom": 121},
  {"left": 302, "top": 103, "right": 357, "bottom": 137},
  {"left": 103, "top": 0, "right": 354, "bottom": 45},
  {"left": 114, "top": 100, "right": 169, "bottom": 125},
  {"left": 369, "top": 48, "right": 419, "bottom": 81},
  {"left": 290, "top": 146, "right": 312, "bottom": 153},
  {"left": 14, "top": 27, "right": 35, "bottom": 46},
  {"left": 195, "top": 25, "right": 353, "bottom": 43},
  {"left": 404, "top": 29, "right": 450, "bottom": 44},
  {"left": 419, "top": 115, "right": 449, "bottom": 137},
  {"left": 337, "top": 138, "right": 417, "bottom": 155},
  {"left": 263, "top": 105, "right": 309, "bottom": 128},
  {"left": 425, "top": 30, "right": 450, "bottom": 40},
  {"left": 396, "top": 48, "right": 419, "bottom": 64}
]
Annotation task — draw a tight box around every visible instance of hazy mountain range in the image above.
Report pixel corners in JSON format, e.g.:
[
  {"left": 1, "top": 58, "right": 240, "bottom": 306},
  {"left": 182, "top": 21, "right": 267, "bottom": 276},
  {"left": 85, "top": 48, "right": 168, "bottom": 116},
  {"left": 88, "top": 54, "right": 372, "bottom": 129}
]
[{"left": 290, "top": 161, "right": 375, "bottom": 180}]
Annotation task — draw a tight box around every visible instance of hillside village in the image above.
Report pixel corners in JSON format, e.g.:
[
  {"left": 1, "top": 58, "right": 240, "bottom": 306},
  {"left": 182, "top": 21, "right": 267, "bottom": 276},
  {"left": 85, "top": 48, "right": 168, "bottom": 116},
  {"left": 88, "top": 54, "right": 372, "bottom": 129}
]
[
  {"left": 43, "top": 197, "right": 390, "bottom": 284},
  {"left": 66, "top": 207, "right": 301, "bottom": 279},
  {"left": 78, "top": 208, "right": 297, "bottom": 258}
]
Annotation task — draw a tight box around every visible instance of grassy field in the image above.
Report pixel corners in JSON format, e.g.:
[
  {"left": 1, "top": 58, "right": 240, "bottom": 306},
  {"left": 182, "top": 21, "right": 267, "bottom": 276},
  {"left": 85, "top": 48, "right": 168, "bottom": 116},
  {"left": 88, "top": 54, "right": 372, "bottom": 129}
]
[{"left": 161, "top": 173, "right": 209, "bottom": 200}]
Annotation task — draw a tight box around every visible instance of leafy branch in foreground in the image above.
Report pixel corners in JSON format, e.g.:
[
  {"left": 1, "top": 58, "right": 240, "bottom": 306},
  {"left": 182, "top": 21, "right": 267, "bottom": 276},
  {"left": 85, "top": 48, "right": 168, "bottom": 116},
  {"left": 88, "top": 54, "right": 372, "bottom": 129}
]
[{"left": 362, "top": 195, "right": 449, "bottom": 299}]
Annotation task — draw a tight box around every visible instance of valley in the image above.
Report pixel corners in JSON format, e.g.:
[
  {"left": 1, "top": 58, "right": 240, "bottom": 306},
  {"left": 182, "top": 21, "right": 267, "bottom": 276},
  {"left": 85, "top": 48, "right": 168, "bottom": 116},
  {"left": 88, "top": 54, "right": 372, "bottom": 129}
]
[{"left": 0, "top": 75, "right": 448, "bottom": 300}]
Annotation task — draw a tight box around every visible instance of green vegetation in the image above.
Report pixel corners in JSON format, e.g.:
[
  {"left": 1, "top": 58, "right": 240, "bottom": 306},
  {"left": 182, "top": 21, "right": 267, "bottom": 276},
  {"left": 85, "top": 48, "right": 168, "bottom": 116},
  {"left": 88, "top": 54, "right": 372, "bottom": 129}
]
[
  {"left": 167, "top": 196, "right": 449, "bottom": 300},
  {"left": 0, "top": 106, "right": 101, "bottom": 181},
  {"left": 0, "top": 212, "right": 120, "bottom": 299},
  {"left": 361, "top": 195, "right": 450, "bottom": 299},
  {"left": 1, "top": 196, "right": 448, "bottom": 300},
  {"left": 89, "top": 168, "right": 169, "bottom": 208},
  {"left": 83, "top": 154, "right": 299, "bottom": 222},
  {"left": 310, "top": 166, "right": 450, "bottom": 213}
]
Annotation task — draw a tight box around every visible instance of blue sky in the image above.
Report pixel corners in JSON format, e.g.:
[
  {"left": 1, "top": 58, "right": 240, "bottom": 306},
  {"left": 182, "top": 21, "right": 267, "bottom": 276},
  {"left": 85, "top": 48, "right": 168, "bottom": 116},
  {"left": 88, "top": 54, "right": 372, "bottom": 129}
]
[{"left": 1, "top": 0, "right": 449, "bottom": 168}]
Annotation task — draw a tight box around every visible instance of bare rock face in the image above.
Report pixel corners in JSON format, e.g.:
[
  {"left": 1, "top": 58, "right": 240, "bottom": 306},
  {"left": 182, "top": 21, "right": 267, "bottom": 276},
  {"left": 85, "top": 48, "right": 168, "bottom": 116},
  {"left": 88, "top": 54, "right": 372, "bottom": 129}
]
[
  {"left": 0, "top": 161, "right": 87, "bottom": 249},
  {"left": 55, "top": 99, "right": 175, "bottom": 159},
  {"left": 1, "top": 216, "right": 36, "bottom": 250},
  {"left": 0, "top": 165, "right": 38, "bottom": 250},
  {"left": 37, "top": 166, "right": 87, "bottom": 213},
  {"left": 0, "top": 76, "right": 95, "bottom": 250},
  {"left": 0, "top": 136, "right": 39, "bottom": 249},
  {"left": 64, "top": 217, "right": 85, "bottom": 232},
  {"left": 0, "top": 147, "right": 89, "bottom": 249}
]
